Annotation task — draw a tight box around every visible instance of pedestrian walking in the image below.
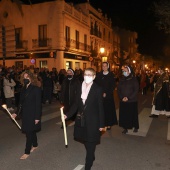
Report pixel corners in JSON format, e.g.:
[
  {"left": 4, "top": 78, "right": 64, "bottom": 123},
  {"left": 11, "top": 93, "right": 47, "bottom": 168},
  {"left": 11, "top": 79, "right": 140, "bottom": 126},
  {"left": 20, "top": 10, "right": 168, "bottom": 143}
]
[
  {"left": 64, "top": 68, "right": 105, "bottom": 170},
  {"left": 118, "top": 65, "right": 139, "bottom": 134},
  {"left": 149, "top": 66, "right": 170, "bottom": 118},
  {"left": 12, "top": 70, "right": 42, "bottom": 159},
  {"left": 60, "top": 68, "right": 81, "bottom": 125},
  {"left": 95, "top": 62, "right": 117, "bottom": 130}
]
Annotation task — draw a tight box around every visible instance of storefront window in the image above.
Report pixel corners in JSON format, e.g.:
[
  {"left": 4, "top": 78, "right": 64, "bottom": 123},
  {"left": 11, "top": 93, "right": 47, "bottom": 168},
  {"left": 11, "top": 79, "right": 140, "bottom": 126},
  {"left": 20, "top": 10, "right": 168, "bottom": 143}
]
[
  {"left": 66, "top": 61, "right": 72, "bottom": 70},
  {"left": 75, "top": 62, "right": 80, "bottom": 69},
  {"left": 40, "top": 60, "right": 47, "bottom": 68}
]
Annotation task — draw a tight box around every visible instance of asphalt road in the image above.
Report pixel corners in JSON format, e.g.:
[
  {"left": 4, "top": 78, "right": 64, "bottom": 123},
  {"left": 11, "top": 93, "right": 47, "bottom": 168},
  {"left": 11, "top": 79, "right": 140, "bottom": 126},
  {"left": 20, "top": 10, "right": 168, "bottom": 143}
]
[{"left": 0, "top": 90, "right": 170, "bottom": 170}]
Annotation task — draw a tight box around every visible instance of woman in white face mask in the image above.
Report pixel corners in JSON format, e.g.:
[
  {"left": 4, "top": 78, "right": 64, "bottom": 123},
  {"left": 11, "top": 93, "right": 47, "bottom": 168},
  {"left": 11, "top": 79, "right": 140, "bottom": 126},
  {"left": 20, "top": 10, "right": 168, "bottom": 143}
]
[{"left": 64, "top": 68, "right": 105, "bottom": 170}]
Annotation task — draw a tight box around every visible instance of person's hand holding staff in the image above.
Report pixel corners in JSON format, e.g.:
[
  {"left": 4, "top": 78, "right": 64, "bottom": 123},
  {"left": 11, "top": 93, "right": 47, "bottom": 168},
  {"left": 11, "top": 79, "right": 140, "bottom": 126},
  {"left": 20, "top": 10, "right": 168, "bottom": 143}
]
[
  {"left": 2, "top": 104, "right": 21, "bottom": 130},
  {"left": 60, "top": 106, "right": 68, "bottom": 148}
]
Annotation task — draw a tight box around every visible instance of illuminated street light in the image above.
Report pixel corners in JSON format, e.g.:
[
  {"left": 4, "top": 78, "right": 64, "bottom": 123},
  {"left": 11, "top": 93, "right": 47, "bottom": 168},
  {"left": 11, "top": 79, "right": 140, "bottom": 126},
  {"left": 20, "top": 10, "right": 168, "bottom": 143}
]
[
  {"left": 100, "top": 47, "right": 105, "bottom": 54},
  {"left": 133, "top": 60, "right": 136, "bottom": 64}
]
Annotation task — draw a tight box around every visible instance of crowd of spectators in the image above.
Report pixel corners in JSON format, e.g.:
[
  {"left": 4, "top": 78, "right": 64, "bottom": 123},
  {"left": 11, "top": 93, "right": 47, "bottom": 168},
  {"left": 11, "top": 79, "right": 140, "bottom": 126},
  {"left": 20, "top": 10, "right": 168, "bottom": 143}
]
[{"left": 0, "top": 64, "right": 162, "bottom": 111}]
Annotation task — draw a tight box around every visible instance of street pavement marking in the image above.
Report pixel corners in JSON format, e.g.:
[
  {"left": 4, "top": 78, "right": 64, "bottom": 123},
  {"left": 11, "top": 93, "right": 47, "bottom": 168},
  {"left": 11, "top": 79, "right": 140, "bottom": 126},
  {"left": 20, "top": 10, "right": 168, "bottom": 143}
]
[
  {"left": 41, "top": 111, "right": 60, "bottom": 123},
  {"left": 73, "top": 165, "right": 84, "bottom": 170},
  {"left": 167, "top": 119, "right": 170, "bottom": 140},
  {"left": 127, "top": 108, "right": 152, "bottom": 137}
]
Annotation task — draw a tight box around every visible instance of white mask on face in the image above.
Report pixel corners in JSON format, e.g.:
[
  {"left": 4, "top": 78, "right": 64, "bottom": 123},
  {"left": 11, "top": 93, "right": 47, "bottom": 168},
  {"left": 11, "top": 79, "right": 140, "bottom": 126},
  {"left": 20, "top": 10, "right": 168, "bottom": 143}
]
[{"left": 84, "top": 76, "right": 94, "bottom": 84}]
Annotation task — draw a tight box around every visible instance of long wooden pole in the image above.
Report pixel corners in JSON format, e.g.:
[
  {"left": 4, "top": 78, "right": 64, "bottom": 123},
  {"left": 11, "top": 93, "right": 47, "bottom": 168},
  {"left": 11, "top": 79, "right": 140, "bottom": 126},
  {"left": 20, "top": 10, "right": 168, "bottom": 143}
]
[
  {"left": 60, "top": 107, "right": 68, "bottom": 148},
  {"left": 2, "top": 104, "right": 21, "bottom": 130}
]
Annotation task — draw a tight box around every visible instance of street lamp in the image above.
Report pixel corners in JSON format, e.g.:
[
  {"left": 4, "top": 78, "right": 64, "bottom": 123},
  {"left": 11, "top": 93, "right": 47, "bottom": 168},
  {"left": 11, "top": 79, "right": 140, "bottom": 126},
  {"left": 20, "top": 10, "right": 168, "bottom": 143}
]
[
  {"left": 100, "top": 47, "right": 107, "bottom": 62},
  {"left": 100, "top": 47, "right": 105, "bottom": 54}
]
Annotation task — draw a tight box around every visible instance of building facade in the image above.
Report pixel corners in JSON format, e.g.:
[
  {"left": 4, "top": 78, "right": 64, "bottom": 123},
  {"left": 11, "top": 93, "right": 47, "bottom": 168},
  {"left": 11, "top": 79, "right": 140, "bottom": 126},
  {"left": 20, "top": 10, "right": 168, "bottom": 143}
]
[
  {"left": 0, "top": 0, "right": 139, "bottom": 72},
  {"left": 0, "top": 0, "right": 92, "bottom": 70}
]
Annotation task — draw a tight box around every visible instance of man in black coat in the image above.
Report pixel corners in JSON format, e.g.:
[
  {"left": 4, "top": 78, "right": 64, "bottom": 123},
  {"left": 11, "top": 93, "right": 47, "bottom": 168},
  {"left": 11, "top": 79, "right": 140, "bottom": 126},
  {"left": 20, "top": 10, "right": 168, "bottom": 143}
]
[{"left": 60, "top": 68, "right": 81, "bottom": 123}]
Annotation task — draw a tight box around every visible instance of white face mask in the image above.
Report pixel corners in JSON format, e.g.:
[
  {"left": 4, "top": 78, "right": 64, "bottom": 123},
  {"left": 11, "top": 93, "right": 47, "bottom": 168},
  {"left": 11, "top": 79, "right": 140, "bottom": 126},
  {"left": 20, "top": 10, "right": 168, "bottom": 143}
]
[{"left": 84, "top": 76, "right": 94, "bottom": 84}]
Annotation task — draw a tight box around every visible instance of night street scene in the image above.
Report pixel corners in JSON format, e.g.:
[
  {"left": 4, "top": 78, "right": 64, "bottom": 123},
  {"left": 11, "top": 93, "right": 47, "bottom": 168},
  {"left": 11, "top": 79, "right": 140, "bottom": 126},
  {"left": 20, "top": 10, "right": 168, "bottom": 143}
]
[{"left": 0, "top": 0, "right": 170, "bottom": 170}]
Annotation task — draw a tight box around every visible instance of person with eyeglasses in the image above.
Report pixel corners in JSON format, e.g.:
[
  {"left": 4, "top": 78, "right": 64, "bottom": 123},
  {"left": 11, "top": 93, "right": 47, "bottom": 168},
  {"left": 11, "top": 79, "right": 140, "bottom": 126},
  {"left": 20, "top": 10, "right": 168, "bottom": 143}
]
[
  {"left": 64, "top": 68, "right": 105, "bottom": 170},
  {"left": 118, "top": 65, "right": 139, "bottom": 134},
  {"left": 95, "top": 62, "right": 118, "bottom": 130}
]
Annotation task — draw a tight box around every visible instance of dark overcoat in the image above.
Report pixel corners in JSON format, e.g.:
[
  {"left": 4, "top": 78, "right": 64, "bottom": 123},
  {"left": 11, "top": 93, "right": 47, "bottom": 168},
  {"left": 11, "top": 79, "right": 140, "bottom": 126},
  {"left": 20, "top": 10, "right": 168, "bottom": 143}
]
[
  {"left": 60, "top": 77, "right": 81, "bottom": 113},
  {"left": 67, "top": 82, "right": 105, "bottom": 143},
  {"left": 19, "top": 84, "right": 42, "bottom": 132}
]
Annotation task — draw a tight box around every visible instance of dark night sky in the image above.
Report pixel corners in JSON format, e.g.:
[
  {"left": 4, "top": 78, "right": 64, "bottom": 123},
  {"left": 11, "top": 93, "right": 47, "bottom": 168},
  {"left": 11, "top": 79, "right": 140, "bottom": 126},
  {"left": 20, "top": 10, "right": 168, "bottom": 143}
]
[
  {"left": 88, "top": 0, "right": 167, "bottom": 58},
  {"left": 9, "top": 0, "right": 168, "bottom": 58}
]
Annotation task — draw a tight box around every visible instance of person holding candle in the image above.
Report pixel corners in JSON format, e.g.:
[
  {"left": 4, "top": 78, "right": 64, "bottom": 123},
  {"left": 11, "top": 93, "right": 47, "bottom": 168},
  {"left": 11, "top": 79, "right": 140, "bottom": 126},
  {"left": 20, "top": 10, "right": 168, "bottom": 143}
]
[
  {"left": 64, "top": 68, "right": 105, "bottom": 170},
  {"left": 12, "top": 70, "right": 42, "bottom": 160}
]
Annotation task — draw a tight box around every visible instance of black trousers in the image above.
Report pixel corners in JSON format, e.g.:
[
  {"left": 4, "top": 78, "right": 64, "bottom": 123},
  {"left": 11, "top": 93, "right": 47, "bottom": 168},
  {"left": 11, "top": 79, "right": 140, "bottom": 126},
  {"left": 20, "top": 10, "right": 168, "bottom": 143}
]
[
  {"left": 25, "top": 131, "right": 38, "bottom": 154},
  {"left": 43, "top": 87, "right": 52, "bottom": 103},
  {"left": 84, "top": 142, "right": 96, "bottom": 170},
  {"left": 6, "top": 98, "right": 13, "bottom": 108}
]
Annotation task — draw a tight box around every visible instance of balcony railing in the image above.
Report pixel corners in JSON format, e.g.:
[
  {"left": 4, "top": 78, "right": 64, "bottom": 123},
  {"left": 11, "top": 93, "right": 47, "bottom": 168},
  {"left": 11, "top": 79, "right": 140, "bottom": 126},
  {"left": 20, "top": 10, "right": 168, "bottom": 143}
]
[
  {"left": 65, "top": 38, "right": 91, "bottom": 52},
  {"left": 16, "top": 40, "right": 28, "bottom": 50},
  {"left": 32, "top": 38, "right": 52, "bottom": 48},
  {"left": 90, "top": 28, "right": 102, "bottom": 38}
]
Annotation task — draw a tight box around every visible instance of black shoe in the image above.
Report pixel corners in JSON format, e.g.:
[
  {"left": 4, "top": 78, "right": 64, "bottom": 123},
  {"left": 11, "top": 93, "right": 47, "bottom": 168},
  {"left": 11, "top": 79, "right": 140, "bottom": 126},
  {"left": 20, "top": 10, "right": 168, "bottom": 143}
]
[
  {"left": 133, "top": 128, "right": 138, "bottom": 133},
  {"left": 122, "top": 129, "right": 128, "bottom": 134},
  {"left": 149, "top": 114, "right": 158, "bottom": 118}
]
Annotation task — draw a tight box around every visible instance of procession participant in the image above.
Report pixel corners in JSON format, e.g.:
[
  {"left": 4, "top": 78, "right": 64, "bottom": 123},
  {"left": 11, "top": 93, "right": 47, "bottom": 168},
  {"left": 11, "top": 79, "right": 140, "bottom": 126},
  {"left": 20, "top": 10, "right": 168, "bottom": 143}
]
[
  {"left": 64, "top": 68, "right": 105, "bottom": 170},
  {"left": 118, "top": 65, "right": 139, "bottom": 134},
  {"left": 60, "top": 68, "right": 81, "bottom": 126},
  {"left": 12, "top": 70, "right": 42, "bottom": 159},
  {"left": 95, "top": 62, "right": 117, "bottom": 130},
  {"left": 149, "top": 66, "right": 170, "bottom": 118}
]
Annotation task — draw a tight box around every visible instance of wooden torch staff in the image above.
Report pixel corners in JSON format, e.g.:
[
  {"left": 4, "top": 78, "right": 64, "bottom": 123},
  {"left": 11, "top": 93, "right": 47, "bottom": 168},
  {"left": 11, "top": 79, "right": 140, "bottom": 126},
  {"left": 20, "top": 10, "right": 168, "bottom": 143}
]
[
  {"left": 2, "top": 104, "right": 21, "bottom": 130},
  {"left": 60, "top": 107, "right": 68, "bottom": 148}
]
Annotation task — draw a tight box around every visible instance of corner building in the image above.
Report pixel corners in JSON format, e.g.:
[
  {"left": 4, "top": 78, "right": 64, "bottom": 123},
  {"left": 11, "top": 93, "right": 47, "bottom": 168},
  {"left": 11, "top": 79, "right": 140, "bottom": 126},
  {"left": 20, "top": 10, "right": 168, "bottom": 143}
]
[{"left": 0, "top": 0, "right": 117, "bottom": 71}]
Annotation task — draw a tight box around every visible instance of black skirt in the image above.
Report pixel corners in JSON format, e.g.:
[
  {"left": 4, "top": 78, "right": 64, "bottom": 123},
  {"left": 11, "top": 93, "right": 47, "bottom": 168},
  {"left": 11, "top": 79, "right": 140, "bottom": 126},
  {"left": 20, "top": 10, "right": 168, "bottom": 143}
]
[{"left": 119, "top": 101, "right": 139, "bottom": 129}]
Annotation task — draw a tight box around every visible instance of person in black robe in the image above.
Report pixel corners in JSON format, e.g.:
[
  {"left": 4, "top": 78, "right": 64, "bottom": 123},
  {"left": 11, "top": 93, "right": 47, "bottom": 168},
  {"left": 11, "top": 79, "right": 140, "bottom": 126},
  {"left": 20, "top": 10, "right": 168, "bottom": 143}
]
[
  {"left": 118, "top": 65, "right": 139, "bottom": 134},
  {"left": 60, "top": 68, "right": 81, "bottom": 125},
  {"left": 95, "top": 62, "right": 117, "bottom": 130},
  {"left": 149, "top": 66, "right": 170, "bottom": 118}
]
